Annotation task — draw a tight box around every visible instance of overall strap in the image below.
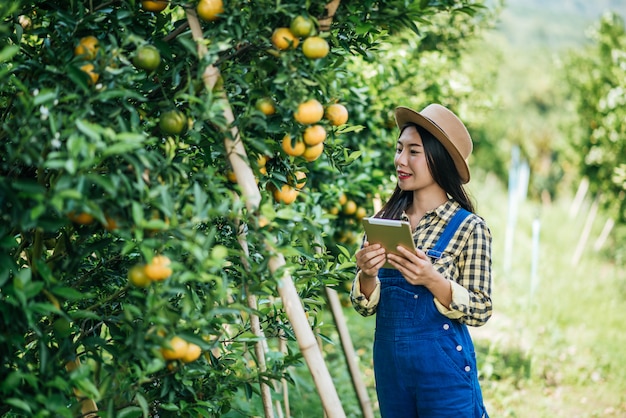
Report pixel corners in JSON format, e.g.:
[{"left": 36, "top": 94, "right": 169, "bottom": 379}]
[{"left": 426, "top": 208, "right": 471, "bottom": 260}]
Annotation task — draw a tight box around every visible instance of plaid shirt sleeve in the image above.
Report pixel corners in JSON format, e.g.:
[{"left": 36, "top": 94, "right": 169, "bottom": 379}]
[
  {"left": 350, "top": 270, "right": 380, "bottom": 317},
  {"left": 448, "top": 215, "right": 493, "bottom": 327}
]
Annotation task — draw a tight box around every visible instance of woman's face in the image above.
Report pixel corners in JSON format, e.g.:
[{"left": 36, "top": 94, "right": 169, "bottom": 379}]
[{"left": 394, "top": 125, "right": 436, "bottom": 192}]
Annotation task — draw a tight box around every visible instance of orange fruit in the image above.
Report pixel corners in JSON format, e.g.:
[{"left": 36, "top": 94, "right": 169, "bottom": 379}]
[
  {"left": 338, "top": 193, "right": 347, "bottom": 206},
  {"left": 159, "top": 109, "right": 187, "bottom": 135},
  {"left": 133, "top": 45, "right": 161, "bottom": 71},
  {"left": 294, "top": 171, "right": 307, "bottom": 189},
  {"left": 281, "top": 134, "right": 305, "bottom": 157},
  {"left": 290, "top": 15, "right": 314, "bottom": 38},
  {"left": 103, "top": 215, "right": 118, "bottom": 231},
  {"left": 255, "top": 98, "right": 276, "bottom": 115},
  {"left": 182, "top": 343, "right": 202, "bottom": 363},
  {"left": 161, "top": 336, "right": 189, "bottom": 360},
  {"left": 227, "top": 170, "right": 237, "bottom": 183},
  {"left": 141, "top": 0, "right": 168, "bottom": 12},
  {"left": 128, "top": 264, "right": 150, "bottom": 287},
  {"left": 271, "top": 27, "right": 299, "bottom": 50},
  {"left": 144, "top": 255, "right": 172, "bottom": 281},
  {"left": 303, "top": 124, "right": 326, "bottom": 146},
  {"left": 302, "top": 36, "right": 329, "bottom": 59},
  {"left": 343, "top": 200, "right": 357, "bottom": 215},
  {"left": 272, "top": 184, "right": 299, "bottom": 204},
  {"left": 257, "top": 155, "right": 269, "bottom": 175},
  {"left": 74, "top": 36, "right": 99, "bottom": 60},
  {"left": 302, "top": 142, "right": 324, "bottom": 162},
  {"left": 19, "top": 15, "right": 32, "bottom": 30},
  {"left": 325, "top": 103, "right": 349, "bottom": 126},
  {"left": 68, "top": 211, "right": 94, "bottom": 225},
  {"left": 294, "top": 99, "right": 324, "bottom": 124},
  {"left": 79, "top": 63, "right": 99, "bottom": 84},
  {"left": 197, "top": 0, "right": 223, "bottom": 21},
  {"left": 355, "top": 206, "right": 367, "bottom": 220}
]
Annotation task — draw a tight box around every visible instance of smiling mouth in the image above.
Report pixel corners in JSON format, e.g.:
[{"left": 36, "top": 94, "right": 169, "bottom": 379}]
[{"left": 397, "top": 171, "right": 411, "bottom": 180}]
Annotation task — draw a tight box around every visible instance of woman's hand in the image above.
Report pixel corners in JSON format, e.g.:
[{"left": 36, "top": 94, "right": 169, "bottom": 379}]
[
  {"left": 386, "top": 245, "right": 437, "bottom": 286},
  {"left": 355, "top": 241, "right": 386, "bottom": 279},
  {"left": 387, "top": 246, "right": 453, "bottom": 307}
]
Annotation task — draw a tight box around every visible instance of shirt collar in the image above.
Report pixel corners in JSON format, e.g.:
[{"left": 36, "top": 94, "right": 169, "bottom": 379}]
[{"left": 401, "top": 199, "right": 461, "bottom": 223}]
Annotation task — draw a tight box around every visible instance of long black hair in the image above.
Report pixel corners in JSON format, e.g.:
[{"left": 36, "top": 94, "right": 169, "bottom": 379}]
[{"left": 376, "top": 123, "right": 475, "bottom": 219}]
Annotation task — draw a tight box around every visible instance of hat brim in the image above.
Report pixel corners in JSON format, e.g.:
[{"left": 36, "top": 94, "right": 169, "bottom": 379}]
[{"left": 395, "top": 106, "right": 470, "bottom": 183}]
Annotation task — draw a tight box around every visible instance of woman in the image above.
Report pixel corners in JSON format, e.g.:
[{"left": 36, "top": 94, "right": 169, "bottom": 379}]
[{"left": 351, "top": 104, "right": 492, "bottom": 417}]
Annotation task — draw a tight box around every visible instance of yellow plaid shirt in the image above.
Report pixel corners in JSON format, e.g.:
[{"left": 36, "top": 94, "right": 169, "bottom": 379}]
[{"left": 350, "top": 200, "right": 493, "bottom": 327}]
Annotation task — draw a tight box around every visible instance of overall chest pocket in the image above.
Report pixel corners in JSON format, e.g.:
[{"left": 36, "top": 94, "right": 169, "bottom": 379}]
[
  {"left": 377, "top": 286, "right": 427, "bottom": 325},
  {"left": 431, "top": 253, "right": 459, "bottom": 280}
]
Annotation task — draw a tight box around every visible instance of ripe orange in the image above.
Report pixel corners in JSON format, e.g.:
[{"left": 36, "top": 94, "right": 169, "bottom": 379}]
[
  {"left": 302, "top": 36, "right": 329, "bottom": 59},
  {"left": 144, "top": 255, "right": 172, "bottom": 281},
  {"left": 68, "top": 211, "right": 94, "bottom": 225},
  {"left": 128, "top": 264, "right": 150, "bottom": 287},
  {"left": 272, "top": 184, "right": 299, "bottom": 204},
  {"left": 182, "top": 343, "right": 202, "bottom": 363},
  {"left": 343, "top": 200, "right": 357, "bottom": 215},
  {"left": 74, "top": 36, "right": 99, "bottom": 60},
  {"left": 141, "top": 0, "right": 168, "bottom": 12},
  {"left": 159, "top": 109, "right": 187, "bottom": 135},
  {"left": 255, "top": 98, "right": 276, "bottom": 115},
  {"left": 197, "top": 0, "right": 224, "bottom": 21},
  {"left": 271, "top": 27, "right": 299, "bottom": 50},
  {"left": 294, "top": 99, "right": 324, "bottom": 124},
  {"left": 294, "top": 171, "right": 307, "bottom": 189},
  {"left": 303, "top": 124, "right": 326, "bottom": 146},
  {"left": 79, "top": 63, "right": 99, "bottom": 84},
  {"left": 302, "top": 142, "right": 324, "bottom": 162},
  {"left": 227, "top": 170, "right": 237, "bottom": 183},
  {"left": 257, "top": 155, "right": 269, "bottom": 175},
  {"left": 290, "top": 15, "right": 314, "bottom": 38},
  {"left": 325, "top": 103, "right": 349, "bottom": 126},
  {"left": 103, "top": 215, "right": 118, "bottom": 231},
  {"left": 338, "top": 193, "right": 348, "bottom": 206},
  {"left": 281, "top": 134, "right": 305, "bottom": 157},
  {"left": 161, "top": 336, "right": 189, "bottom": 360},
  {"left": 133, "top": 45, "right": 161, "bottom": 71},
  {"left": 355, "top": 206, "right": 367, "bottom": 220},
  {"left": 18, "top": 15, "right": 32, "bottom": 30}
]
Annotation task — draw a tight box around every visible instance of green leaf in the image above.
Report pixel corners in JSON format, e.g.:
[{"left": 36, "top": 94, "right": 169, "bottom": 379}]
[
  {"left": 135, "top": 393, "right": 149, "bottom": 417},
  {"left": 0, "top": 45, "right": 19, "bottom": 63},
  {"left": 4, "top": 398, "right": 32, "bottom": 413},
  {"left": 117, "top": 406, "right": 142, "bottom": 418}
]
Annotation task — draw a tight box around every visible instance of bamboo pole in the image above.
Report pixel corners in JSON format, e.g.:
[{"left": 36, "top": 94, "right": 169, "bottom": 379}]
[
  {"left": 325, "top": 287, "right": 375, "bottom": 418},
  {"left": 572, "top": 194, "right": 599, "bottom": 265},
  {"left": 320, "top": 0, "right": 341, "bottom": 30},
  {"left": 185, "top": 9, "right": 345, "bottom": 417},
  {"left": 234, "top": 208, "right": 274, "bottom": 417}
]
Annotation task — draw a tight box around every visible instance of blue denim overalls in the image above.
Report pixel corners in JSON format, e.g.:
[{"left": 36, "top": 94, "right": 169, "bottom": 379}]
[{"left": 373, "top": 209, "right": 489, "bottom": 417}]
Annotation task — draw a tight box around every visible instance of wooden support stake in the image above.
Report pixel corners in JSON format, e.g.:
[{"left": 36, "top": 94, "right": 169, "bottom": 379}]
[
  {"left": 572, "top": 194, "right": 599, "bottom": 266},
  {"left": 325, "top": 287, "right": 375, "bottom": 418}
]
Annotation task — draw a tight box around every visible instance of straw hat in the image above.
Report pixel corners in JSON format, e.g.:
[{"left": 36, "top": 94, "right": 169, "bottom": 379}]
[{"left": 395, "top": 104, "right": 473, "bottom": 183}]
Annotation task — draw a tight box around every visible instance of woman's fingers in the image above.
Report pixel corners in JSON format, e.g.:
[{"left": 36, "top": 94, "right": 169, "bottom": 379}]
[{"left": 356, "top": 243, "right": 385, "bottom": 273}]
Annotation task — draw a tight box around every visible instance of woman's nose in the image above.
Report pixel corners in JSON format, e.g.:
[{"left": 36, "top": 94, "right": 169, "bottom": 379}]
[{"left": 395, "top": 149, "right": 407, "bottom": 166}]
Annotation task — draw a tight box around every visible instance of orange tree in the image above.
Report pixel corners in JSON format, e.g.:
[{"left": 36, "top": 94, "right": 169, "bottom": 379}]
[
  {"left": 564, "top": 12, "right": 626, "bottom": 255},
  {"left": 0, "top": 0, "right": 493, "bottom": 416}
]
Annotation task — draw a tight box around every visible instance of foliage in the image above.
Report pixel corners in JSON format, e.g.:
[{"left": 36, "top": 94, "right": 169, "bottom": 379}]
[
  {"left": 0, "top": 0, "right": 495, "bottom": 416},
  {"left": 564, "top": 12, "right": 626, "bottom": 230}
]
